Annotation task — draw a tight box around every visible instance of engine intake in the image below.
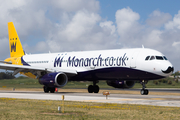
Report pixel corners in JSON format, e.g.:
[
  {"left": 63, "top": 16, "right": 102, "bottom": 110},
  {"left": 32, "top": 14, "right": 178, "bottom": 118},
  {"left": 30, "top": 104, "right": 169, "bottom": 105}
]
[
  {"left": 106, "top": 80, "right": 135, "bottom": 88},
  {"left": 39, "top": 72, "right": 68, "bottom": 88}
]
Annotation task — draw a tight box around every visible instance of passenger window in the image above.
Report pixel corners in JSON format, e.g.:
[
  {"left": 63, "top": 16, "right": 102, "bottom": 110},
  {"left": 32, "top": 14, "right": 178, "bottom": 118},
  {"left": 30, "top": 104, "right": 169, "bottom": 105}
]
[
  {"left": 150, "top": 56, "right": 155, "bottom": 60},
  {"left": 155, "top": 56, "right": 164, "bottom": 60},
  {"left": 163, "top": 56, "right": 168, "bottom": 60},
  {"left": 145, "top": 56, "right": 150, "bottom": 60}
]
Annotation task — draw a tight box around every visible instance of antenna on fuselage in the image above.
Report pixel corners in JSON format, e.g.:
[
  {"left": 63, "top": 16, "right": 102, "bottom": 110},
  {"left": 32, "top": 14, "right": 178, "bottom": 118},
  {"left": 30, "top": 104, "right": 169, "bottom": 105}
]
[{"left": 142, "top": 45, "right": 144, "bottom": 48}]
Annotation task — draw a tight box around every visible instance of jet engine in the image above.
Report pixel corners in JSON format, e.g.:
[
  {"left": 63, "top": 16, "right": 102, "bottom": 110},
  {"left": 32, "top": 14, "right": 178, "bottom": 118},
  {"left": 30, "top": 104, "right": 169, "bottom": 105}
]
[
  {"left": 106, "top": 80, "right": 135, "bottom": 88},
  {"left": 39, "top": 72, "right": 68, "bottom": 88}
]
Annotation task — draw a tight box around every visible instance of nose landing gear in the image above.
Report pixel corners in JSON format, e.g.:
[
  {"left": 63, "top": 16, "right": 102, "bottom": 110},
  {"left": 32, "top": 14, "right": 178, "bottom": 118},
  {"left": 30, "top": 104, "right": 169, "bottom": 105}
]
[{"left": 140, "top": 80, "right": 149, "bottom": 95}]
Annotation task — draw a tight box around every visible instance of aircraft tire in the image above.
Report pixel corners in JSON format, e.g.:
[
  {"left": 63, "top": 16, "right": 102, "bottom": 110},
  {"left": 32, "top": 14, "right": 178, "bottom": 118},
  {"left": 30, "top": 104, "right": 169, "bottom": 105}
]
[
  {"left": 140, "top": 89, "right": 149, "bottom": 95},
  {"left": 44, "top": 86, "right": 49, "bottom": 93},
  {"left": 145, "top": 89, "right": 149, "bottom": 95},
  {"left": 88, "top": 85, "right": 94, "bottom": 93},
  {"left": 94, "top": 85, "right": 99, "bottom": 93},
  {"left": 140, "top": 89, "right": 144, "bottom": 95},
  {"left": 50, "top": 87, "right": 55, "bottom": 93}
]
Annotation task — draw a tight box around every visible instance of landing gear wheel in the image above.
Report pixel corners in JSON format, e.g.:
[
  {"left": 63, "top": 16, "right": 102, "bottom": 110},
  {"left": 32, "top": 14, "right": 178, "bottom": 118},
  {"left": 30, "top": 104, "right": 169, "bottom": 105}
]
[
  {"left": 50, "top": 87, "right": 55, "bottom": 93},
  {"left": 94, "top": 85, "right": 99, "bottom": 93},
  {"left": 44, "top": 86, "right": 55, "bottom": 93},
  {"left": 145, "top": 89, "right": 149, "bottom": 95},
  {"left": 88, "top": 85, "right": 99, "bottom": 93},
  {"left": 140, "top": 80, "right": 149, "bottom": 95},
  {"left": 88, "top": 85, "right": 94, "bottom": 93},
  {"left": 44, "top": 86, "right": 49, "bottom": 93},
  {"left": 140, "top": 89, "right": 149, "bottom": 95}
]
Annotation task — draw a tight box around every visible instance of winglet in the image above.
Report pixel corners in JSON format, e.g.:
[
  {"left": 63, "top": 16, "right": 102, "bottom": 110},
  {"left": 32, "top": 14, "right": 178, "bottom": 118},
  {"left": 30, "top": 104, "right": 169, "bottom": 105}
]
[{"left": 8, "top": 22, "right": 25, "bottom": 57}]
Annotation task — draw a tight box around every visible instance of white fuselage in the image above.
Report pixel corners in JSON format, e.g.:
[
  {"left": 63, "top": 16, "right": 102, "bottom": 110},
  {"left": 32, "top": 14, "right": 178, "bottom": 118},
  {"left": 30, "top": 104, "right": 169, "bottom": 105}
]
[{"left": 21, "top": 48, "right": 173, "bottom": 81}]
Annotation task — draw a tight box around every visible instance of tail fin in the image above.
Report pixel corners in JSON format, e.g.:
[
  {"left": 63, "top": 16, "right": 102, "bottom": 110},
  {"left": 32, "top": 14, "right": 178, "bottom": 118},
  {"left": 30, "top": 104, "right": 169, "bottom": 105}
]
[{"left": 8, "top": 22, "right": 24, "bottom": 57}]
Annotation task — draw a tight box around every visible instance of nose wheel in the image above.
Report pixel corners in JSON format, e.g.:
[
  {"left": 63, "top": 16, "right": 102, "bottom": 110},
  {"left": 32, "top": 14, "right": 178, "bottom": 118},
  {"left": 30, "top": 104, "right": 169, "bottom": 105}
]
[
  {"left": 140, "top": 89, "right": 149, "bottom": 95},
  {"left": 140, "top": 80, "right": 149, "bottom": 95}
]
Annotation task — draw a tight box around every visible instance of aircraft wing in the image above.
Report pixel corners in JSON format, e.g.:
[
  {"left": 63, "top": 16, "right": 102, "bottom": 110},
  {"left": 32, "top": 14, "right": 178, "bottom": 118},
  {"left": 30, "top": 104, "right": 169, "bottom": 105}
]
[{"left": 0, "top": 63, "right": 77, "bottom": 76}]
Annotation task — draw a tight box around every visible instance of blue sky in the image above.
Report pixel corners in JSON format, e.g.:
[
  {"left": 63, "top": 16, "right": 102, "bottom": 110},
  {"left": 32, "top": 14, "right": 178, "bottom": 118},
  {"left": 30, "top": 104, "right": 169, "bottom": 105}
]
[
  {"left": 99, "top": 0, "right": 180, "bottom": 23},
  {"left": 0, "top": 0, "right": 180, "bottom": 72}
]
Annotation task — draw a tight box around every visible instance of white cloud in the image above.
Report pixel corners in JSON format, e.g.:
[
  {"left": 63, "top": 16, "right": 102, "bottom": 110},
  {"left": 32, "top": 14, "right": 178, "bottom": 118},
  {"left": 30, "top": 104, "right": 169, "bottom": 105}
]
[
  {"left": 146, "top": 10, "right": 172, "bottom": 27},
  {"left": 0, "top": 37, "right": 9, "bottom": 59},
  {"left": 145, "top": 30, "right": 163, "bottom": 47},
  {"left": 172, "top": 41, "right": 180, "bottom": 47},
  {"left": 100, "top": 21, "right": 116, "bottom": 35},
  {"left": 115, "top": 7, "right": 140, "bottom": 36},
  {"left": 50, "top": 0, "right": 99, "bottom": 12},
  {"left": 165, "top": 10, "right": 180, "bottom": 30},
  {"left": 62, "top": 10, "right": 101, "bottom": 41},
  {"left": 113, "top": 7, "right": 180, "bottom": 71},
  {"left": 0, "top": 0, "right": 103, "bottom": 53}
]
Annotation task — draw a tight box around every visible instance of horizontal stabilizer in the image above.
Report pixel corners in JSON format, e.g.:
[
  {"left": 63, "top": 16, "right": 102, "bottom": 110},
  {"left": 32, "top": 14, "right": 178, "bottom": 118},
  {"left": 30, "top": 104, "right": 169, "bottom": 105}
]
[{"left": 0, "top": 61, "right": 12, "bottom": 64}]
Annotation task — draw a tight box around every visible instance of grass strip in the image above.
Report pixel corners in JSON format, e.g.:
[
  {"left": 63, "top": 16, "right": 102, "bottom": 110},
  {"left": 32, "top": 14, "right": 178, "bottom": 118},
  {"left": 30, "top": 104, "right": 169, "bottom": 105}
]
[{"left": 0, "top": 98, "right": 180, "bottom": 120}]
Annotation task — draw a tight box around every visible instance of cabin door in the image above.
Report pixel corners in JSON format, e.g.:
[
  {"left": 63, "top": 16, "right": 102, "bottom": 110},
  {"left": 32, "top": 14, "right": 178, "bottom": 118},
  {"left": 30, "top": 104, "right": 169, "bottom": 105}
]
[{"left": 130, "top": 51, "right": 140, "bottom": 68}]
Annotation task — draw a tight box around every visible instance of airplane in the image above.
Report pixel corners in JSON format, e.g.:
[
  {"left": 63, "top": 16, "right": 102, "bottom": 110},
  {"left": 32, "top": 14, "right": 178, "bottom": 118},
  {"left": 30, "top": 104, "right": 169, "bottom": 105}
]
[{"left": 0, "top": 22, "right": 174, "bottom": 95}]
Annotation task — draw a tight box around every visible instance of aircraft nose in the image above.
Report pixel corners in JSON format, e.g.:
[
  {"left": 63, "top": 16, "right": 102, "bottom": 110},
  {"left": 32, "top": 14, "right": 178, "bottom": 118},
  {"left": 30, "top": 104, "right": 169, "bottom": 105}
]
[{"left": 162, "top": 66, "right": 174, "bottom": 74}]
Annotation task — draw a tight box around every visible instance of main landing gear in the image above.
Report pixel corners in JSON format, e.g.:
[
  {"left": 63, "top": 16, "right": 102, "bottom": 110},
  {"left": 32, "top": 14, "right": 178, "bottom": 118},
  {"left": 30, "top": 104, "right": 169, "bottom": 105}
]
[
  {"left": 88, "top": 81, "right": 99, "bottom": 93},
  {"left": 140, "top": 80, "right": 149, "bottom": 95},
  {"left": 43, "top": 86, "right": 55, "bottom": 93}
]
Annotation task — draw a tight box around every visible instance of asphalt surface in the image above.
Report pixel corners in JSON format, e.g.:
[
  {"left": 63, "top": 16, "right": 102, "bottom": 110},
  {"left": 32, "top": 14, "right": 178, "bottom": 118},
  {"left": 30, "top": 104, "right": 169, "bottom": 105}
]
[{"left": 0, "top": 89, "right": 180, "bottom": 107}]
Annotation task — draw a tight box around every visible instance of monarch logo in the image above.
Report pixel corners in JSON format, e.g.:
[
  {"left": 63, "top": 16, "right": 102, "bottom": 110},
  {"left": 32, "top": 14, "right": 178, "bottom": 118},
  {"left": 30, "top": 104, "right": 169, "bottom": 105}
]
[{"left": 11, "top": 42, "right": 16, "bottom": 52}]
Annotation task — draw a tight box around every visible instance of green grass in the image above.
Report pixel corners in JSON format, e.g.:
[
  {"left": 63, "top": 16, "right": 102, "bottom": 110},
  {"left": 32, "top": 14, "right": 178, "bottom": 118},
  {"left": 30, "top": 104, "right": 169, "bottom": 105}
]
[
  {"left": 0, "top": 98, "right": 180, "bottom": 120},
  {"left": 139, "top": 77, "right": 180, "bottom": 88},
  {"left": 0, "top": 77, "right": 180, "bottom": 89},
  {"left": 0, "top": 77, "right": 41, "bottom": 88}
]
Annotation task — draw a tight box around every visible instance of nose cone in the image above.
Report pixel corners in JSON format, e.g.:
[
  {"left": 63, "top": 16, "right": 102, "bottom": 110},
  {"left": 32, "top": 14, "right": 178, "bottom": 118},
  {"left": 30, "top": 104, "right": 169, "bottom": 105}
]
[{"left": 162, "top": 66, "right": 174, "bottom": 74}]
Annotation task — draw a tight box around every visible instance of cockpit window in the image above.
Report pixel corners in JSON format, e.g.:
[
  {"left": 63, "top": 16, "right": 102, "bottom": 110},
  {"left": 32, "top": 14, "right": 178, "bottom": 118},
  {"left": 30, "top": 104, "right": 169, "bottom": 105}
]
[
  {"left": 155, "top": 56, "right": 164, "bottom": 60},
  {"left": 150, "top": 56, "right": 155, "bottom": 60},
  {"left": 145, "top": 55, "right": 168, "bottom": 61},
  {"left": 145, "top": 56, "right": 150, "bottom": 60},
  {"left": 163, "top": 56, "right": 168, "bottom": 60}
]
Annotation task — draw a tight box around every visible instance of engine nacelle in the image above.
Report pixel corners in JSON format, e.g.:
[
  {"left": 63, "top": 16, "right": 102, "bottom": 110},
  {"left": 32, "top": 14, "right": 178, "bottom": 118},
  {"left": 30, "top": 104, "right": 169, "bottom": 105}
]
[
  {"left": 106, "top": 80, "right": 135, "bottom": 88},
  {"left": 39, "top": 72, "right": 68, "bottom": 88}
]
